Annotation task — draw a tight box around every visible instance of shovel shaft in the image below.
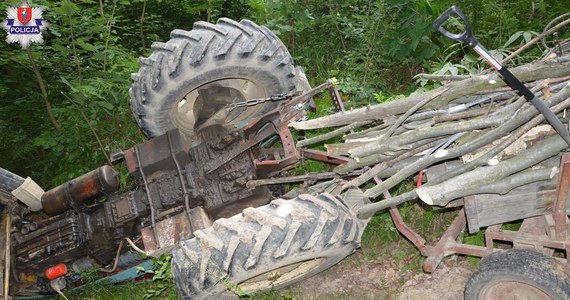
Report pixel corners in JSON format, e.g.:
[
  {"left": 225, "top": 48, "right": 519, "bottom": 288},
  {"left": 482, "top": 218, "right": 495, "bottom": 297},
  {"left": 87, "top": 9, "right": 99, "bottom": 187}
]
[
  {"left": 497, "top": 66, "right": 570, "bottom": 146},
  {"left": 435, "top": 6, "right": 570, "bottom": 147}
]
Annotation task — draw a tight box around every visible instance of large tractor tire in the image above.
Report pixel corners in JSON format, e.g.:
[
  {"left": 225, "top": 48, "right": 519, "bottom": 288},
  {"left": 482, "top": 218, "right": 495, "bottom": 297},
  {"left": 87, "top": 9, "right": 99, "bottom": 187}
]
[
  {"left": 465, "top": 249, "right": 570, "bottom": 300},
  {"left": 171, "top": 193, "right": 366, "bottom": 299},
  {"left": 0, "top": 167, "right": 24, "bottom": 194},
  {"left": 130, "top": 18, "right": 304, "bottom": 140}
]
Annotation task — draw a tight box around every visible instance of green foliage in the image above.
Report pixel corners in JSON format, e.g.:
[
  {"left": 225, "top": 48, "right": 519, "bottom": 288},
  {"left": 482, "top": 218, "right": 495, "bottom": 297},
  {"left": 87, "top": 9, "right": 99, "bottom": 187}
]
[
  {"left": 253, "top": 0, "right": 443, "bottom": 106},
  {"left": 2, "top": 0, "right": 567, "bottom": 185},
  {"left": 63, "top": 280, "right": 179, "bottom": 300},
  {"left": 78, "top": 266, "right": 100, "bottom": 284},
  {"left": 223, "top": 274, "right": 251, "bottom": 298},
  {"left": 137, "top": 255, "right": 174, "bottom": 299},
  {"left": 1, "top": 0, "right": 569, "bottom": 297}
]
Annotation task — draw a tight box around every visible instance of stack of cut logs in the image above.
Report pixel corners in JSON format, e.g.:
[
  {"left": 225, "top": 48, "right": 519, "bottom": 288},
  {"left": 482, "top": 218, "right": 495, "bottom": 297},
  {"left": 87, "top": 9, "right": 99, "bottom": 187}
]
[{"left": 292, "top": 55, "right": 570, "bottom": 232}]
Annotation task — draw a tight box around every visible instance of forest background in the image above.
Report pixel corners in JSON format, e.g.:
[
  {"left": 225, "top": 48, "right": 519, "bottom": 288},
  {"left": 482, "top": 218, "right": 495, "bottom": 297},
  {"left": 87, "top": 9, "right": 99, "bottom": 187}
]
[{"left": 0, "top": 0, "right": 569, "bottom": 196}]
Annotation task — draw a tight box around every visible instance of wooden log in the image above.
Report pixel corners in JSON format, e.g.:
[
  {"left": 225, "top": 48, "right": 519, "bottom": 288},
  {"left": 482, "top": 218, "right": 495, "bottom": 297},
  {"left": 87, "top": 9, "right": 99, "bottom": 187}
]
[
  {"left": 464, "top": 180, "right": 561, "bottom": 233},
  {"left": 334, "top": 137, "right": 443, "bottom": 175},
  {"left": 350, "top": 80, "right": 554, "bottom": 159},
  {"left": 326, "top": 141, "right": 371, "bottom": 156},
  {"left": 289, "top": 89, "right": 442, "bottom": 130},
  {"left": 363, "top": 83, "right": 570, "bottom": 199},
  {"left": 296, "top": 120, "right": 372, "bottom": 148},
  {"left": 415, "top": 134, "right": 565, "bottom": 207},
  {"left": 358, "top": 167, "right": 556, "bottom": 219},
  {"left": 349, "top": 113, "right": 505, "bottom": 158},
  {"left": 461, "top": 125, "right": 554, "bottom": 164},
  {"left": 432, "top": 106, "right": 499, "bottom": 123},
  {"left": 289, "top": 59, "right": 570, "bottom": 130},
  {"left": 343, "top": 122, "right": 392, "bottom": 140},
  {"left": 430, "top": 95, "right": 570, "bottom": 185},
  {"left": 415, "top": 74, "right": 471, "bottom": 81},
  {"left": 372, "top": 87, "right": 449, "bottom": 146},
  {"left": 357, "top": 190, "right": 418, "bottom": 219}
]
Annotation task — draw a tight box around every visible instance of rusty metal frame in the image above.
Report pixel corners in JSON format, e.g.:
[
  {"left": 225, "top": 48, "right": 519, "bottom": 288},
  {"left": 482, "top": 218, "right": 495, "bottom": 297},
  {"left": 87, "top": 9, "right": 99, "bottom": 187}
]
[
  {"left": 242, "top": 80, "right": 349, "bottom": 176},
  {"left": 300, "top": 149, "right": 352, "bottom": 165},
  {"left": 381, "top": 153, "right": 570, "bottom": 272}
]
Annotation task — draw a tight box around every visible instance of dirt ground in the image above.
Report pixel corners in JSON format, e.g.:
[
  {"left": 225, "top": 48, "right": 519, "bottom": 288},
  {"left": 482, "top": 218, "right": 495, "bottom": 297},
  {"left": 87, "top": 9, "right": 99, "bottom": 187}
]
[{"left": 282, "top": 251, "right": 473, "bottom": 300}]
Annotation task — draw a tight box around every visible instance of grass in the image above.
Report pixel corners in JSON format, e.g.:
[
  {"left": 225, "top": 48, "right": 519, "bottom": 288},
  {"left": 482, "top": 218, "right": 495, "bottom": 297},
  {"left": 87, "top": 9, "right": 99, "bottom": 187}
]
[
  {"left": 462, "top": 220, "right": 523, "bottom": 267},
  {"left": 58, "top": 280, "right": 179, "bottom": 300}
]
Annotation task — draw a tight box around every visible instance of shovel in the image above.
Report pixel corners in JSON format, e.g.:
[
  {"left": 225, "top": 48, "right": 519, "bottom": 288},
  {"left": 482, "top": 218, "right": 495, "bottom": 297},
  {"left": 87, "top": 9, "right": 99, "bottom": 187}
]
[{"left": 433, "top": 5, "right": 570, "bottom": 147}]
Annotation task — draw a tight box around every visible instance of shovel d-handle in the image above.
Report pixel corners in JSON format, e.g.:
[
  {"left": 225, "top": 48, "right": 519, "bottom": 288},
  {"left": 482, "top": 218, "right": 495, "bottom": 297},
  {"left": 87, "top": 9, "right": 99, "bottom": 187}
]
[
  {"left": 433, "top": 5, "right": 478, "bottom": 47},
  {"left": 434, "top": 5, "right": 570, "bottom": 147}
]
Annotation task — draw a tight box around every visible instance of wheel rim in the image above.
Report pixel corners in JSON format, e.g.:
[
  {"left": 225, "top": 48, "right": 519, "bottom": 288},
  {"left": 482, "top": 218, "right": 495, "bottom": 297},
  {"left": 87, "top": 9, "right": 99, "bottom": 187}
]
[
  {"left": 238, "top": 258, "right": 326, "bottom": 292},
  {"left": 171, "top": 78, "right": 267, "bottom": 139},
  {"left": 481, "top": 280, "right": 553, "bottom": 300}
]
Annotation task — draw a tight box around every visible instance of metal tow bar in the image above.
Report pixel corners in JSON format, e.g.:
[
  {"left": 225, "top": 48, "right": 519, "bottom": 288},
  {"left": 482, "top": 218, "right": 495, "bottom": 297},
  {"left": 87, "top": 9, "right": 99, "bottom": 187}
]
[{"left": 434, "top": 5, "right": 570, "bottom": 147}]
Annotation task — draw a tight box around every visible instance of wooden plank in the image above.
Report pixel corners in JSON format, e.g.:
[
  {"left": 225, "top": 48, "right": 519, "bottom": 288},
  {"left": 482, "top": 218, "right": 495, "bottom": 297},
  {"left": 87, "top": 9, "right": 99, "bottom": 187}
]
[{"left": 464, "top": 180, "right": 560, "bottom": 233}]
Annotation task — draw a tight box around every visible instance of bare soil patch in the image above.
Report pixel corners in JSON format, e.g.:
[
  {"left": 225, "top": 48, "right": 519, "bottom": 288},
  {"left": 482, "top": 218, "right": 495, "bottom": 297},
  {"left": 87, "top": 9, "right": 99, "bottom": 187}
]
[{"left": 283, "top": 251, "right": 473, "bottom": 300}]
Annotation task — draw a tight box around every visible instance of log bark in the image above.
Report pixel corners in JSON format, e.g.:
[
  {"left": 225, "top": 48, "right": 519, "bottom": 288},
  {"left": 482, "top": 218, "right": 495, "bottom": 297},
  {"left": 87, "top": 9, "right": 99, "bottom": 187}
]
[
  {"left": 374, "top": 87, "right": 449, "bottom": 145},
  {"left": 416, "top": 134, "right": 566, "bottom": 206},
  {"left": 349, "top": 114, "right": 506, "bottom": 158},
  {"left": 415, "top": 74, "right": 471, "bottom": 81},
  {"left": 343, "top": 122, "right": 392, "bottom": 141},
  {"left": 363, "top": 82, "right": 570, "bottom": 199},
  {"left": 350, "top": 81, "right": 553, "bottom": 158},
  {"left": 431, "top": 95, "right": 570, "bottom": 185},
  {"left": 296, "top": 121, "right": 372, "bottom": 148},
  {"left": 289, "top": 89, "right": 442, "bottom": 130},
  {"left": 334, "top": 137, "right": 442, "bottom": 174},
  {"left": 432, "top": 106, "right": 499, "bottom": 123},
  {"left": 357, "top": 190, "right": 418, "bottom": 219},
  {"left": 290, "top": 59, "right": 570, "bottom": 130},
  {"left": 419, "top": 167, "right": 556, "bottom": 206},
  {"left": 326, "top": 141, "right": 371, "bottom": 155}
]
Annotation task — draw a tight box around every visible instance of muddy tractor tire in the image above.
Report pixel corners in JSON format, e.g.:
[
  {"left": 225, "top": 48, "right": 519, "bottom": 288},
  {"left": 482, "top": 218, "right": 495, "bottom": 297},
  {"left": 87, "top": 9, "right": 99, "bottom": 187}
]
[
  {"left": 465, "top": 249, "right": 570, "bottom": 300},
  {"left": 171, "top": 193, "right": 366, "bottom": 299},
  {"left": 130, "top": 18, "right": 306, "bottom": 140}
]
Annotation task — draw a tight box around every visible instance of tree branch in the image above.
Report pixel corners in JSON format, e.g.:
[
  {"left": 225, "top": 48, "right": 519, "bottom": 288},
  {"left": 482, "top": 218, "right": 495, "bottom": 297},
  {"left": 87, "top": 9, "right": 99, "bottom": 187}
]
[
  {"left": 362, "top": 82, "right": 570, "bottom": 199},
  {"left": 26, "top": 49, "right": 61, "bottom": 130},
  {"left": 296, "top": 121, "right": 372, "bottom": 148}
]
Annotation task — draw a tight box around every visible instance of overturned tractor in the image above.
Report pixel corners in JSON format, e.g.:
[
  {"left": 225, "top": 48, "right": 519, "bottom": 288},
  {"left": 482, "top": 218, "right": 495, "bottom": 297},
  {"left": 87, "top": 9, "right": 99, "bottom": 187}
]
[{"left": 2, "top": 7, "right": 570, "bottom": 300}]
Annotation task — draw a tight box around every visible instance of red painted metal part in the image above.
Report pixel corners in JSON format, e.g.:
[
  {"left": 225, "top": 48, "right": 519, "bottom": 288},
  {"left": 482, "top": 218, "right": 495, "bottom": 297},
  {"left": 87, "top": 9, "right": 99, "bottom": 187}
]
[
  {"left": 373, "top": 176, "right": 430, "bottom": 257},
  {"left": 553, "top": 153, "right": 570, "bottom": 240},
  {"left": 300, "top": 149, "right": 353, "bottom": 165},
  {"left": 45, "top": 263, "right": 67, "bottom": 280},
  {"left": 379, "top": 153, "right": 570, "bottom": 273},
  {"left": 422, "top": 210, "right": 468, "bottom": 272},
  {"left": 329, "top": 84, "right": 345, "bottom": 112},
  {"left": 141, "top": 212, "right": 193, "bottom": 255}
]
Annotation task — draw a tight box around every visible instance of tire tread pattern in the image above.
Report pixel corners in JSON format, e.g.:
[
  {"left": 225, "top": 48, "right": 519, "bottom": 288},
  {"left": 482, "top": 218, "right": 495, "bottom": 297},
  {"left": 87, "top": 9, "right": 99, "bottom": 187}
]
[
  {"left": 171, "top": 193, "right": 365, "bottom": 299},
  {"left": 130, "top": 19, "right": 297, "bottom": 137},
  {"left": 465, "top": 249, "right": 570, "bottom": 300}
]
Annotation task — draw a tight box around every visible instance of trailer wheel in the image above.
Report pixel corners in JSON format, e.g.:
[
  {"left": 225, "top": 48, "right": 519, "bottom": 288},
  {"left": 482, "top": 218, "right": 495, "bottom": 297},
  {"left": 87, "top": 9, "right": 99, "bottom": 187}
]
[
  {"left": 465, "top": 249, "right": 570, "bottom": 300},
  {"left": 171, "top": 193, "right": 366, "bottom": 299},
  {"left": 130, "top": 18, "right": 305, "bottom": 140}
]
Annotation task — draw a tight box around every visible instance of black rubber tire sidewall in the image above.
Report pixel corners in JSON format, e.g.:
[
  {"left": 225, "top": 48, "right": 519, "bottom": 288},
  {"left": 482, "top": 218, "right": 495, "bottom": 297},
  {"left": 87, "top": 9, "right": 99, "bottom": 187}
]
[
  {"left": 465, "top": 249, "right": 570, "bottom": 300},
  {"left": 130, "top": 19, "right": 299, "bottom": 138},
  {"left": 171, "top": 194, "right": 366, "bottom": 300}
]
